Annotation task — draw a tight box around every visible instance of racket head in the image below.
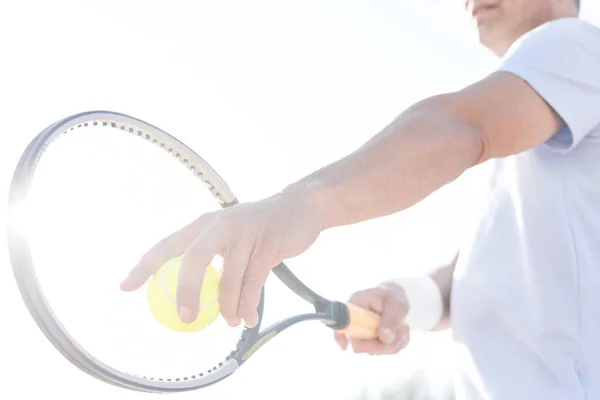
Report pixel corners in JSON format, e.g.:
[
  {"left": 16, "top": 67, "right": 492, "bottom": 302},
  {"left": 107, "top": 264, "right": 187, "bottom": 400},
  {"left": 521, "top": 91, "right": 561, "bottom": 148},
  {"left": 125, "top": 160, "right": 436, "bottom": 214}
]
[{"left": 7, "top": 111, "right": 266, "bottom": 392}]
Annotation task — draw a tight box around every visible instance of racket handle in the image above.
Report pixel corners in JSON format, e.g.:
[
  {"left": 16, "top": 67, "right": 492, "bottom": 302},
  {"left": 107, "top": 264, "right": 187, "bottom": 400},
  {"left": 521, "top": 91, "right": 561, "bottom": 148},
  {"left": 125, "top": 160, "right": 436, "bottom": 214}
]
[{"left": 335, "top": 303, "right": 409, "bottom": 340}]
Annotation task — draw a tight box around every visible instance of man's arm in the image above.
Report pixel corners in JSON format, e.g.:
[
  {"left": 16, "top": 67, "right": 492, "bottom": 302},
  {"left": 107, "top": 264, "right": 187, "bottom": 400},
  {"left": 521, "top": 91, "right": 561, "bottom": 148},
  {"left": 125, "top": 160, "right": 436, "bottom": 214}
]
[
  {"left": 429, "top": 253, "right": 458, "bottom": 331},
  {"left": 283, "top": 71, "right": 564, "bottom": 230},
  {"left": 285, "top": 19, "right": 600, "bottom": 231}
]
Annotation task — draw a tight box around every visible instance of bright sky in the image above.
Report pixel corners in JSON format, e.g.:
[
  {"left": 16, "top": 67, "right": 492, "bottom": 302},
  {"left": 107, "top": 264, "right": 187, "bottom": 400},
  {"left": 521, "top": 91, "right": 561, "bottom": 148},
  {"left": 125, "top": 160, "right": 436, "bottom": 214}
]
[{"left": 1, "top": 1, "right": 599, "bottom": 400}]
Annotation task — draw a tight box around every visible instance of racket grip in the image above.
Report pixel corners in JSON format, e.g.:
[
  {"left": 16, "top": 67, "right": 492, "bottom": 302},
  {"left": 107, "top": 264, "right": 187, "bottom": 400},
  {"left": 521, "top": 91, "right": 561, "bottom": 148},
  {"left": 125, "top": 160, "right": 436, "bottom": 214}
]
[{"left": 335, "top": 303, "right": 409, "bottom": 340}]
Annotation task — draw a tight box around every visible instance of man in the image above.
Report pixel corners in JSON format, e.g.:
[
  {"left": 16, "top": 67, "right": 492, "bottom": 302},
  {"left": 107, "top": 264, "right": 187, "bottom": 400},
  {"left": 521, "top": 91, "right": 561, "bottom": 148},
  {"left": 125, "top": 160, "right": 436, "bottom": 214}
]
[{"left": 121, "top": 0, "right": 600, "bottom": 398}]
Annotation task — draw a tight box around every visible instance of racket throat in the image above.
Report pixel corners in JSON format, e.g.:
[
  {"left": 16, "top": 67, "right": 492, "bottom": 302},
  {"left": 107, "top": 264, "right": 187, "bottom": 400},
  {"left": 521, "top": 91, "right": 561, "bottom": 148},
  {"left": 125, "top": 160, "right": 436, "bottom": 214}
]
[{"left": 316, "top": 301, "right": 349, "bottom": 330}]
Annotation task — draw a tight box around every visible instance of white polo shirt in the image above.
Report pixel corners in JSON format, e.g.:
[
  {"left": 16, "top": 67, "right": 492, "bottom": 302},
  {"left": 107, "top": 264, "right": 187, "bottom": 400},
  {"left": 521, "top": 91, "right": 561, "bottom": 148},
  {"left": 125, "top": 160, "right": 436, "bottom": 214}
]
[{"left": 451, "top": 18, "right": 600, "bottom": 399}]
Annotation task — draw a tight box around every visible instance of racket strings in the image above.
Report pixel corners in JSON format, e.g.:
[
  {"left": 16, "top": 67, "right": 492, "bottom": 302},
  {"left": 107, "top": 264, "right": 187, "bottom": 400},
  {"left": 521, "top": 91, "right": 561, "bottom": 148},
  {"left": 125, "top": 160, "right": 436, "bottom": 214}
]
[
  {"left": 22, "top": 117, "right": 250, "bottom": 385},
  {"left": 60, "top": 119, "right": 227, "bottom": 205}
]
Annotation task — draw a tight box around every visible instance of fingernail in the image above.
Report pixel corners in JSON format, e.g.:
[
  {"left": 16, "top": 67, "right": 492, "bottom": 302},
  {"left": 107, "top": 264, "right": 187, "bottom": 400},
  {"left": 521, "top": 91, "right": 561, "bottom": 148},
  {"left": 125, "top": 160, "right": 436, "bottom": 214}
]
[
  {"left": 120, "top": 275, "right": 132, "bottom": 288},
  {"left": 334, "top": 335, "right": 342, "bottom": 346},
  {"left": 178, "top": 306, "right": 195, "bottom": 323},
  {"left": 241, "top": 311, "right": 258, "bottom": 328},
  {"left": 400, "top": 330, "right": 409, "bottom": 344},
  {"left": 381, "top": 328, "right": 396, "bottom": 344},
  {"left": 226, "top": 318, "right": 240, "bottom": 327}
]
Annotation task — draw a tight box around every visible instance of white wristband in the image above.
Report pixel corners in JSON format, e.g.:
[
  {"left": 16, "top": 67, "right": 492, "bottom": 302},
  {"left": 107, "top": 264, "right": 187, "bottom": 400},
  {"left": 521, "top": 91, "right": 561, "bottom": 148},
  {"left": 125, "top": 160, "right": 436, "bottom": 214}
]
[{"left": 393, "top": 275, "right": 444, "bottom": 332}]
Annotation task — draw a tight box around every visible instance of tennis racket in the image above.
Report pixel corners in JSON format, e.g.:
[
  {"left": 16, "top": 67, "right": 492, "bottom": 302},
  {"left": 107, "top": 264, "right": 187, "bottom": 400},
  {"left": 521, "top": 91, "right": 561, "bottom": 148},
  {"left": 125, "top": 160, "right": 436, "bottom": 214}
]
[{"left": 7, "top": 110, "right": 410, "bottom": 393}]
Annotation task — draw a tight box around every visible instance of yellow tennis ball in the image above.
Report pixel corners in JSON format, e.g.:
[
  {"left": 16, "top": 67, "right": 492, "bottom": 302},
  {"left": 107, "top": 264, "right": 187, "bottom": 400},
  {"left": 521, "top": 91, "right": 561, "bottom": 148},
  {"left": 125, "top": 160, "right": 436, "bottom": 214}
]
[{"left": 146, "top": 256, "right": 220, "bottom": 333}]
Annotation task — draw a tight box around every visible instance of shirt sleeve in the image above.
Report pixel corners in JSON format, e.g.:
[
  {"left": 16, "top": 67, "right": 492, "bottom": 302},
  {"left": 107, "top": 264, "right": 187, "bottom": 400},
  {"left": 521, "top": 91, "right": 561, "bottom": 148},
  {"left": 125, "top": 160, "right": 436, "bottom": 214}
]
[{"left": 498, "top": 18, "right": 600, "bottom": 152}]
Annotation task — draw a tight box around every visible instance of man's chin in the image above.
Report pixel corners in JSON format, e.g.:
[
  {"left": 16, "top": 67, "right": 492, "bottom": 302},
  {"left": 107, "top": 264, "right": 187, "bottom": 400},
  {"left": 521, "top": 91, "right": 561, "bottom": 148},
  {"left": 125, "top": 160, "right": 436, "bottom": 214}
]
[
  {"left": 476, "top": 32, "right": 509, "bottom": 57},
  {"left": 476, "top": 22, "right": 496, "bottom": 41},
  {"left": 476, "top": 29, "right": 495, "bottom": 47}
]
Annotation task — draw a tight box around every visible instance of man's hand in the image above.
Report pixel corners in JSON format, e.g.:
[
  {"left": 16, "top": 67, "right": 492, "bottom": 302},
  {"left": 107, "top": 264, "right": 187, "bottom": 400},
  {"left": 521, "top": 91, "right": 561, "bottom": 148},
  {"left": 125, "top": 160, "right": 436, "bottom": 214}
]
[
  {"left": 334, "top": 282, "right": 410, "bottom": 355},
  {"left": 120, "top": 191, "right": 325, "bottom": 328}
]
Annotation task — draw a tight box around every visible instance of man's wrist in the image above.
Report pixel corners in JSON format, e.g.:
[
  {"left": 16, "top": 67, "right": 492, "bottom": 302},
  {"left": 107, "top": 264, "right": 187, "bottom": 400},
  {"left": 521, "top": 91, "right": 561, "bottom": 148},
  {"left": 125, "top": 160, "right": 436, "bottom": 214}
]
[
  {"left": 279, "top": 178, "right": 341, "bottom": 231},
  {"left": 390, "top": 275, "right": 444, "bottom": 332}
]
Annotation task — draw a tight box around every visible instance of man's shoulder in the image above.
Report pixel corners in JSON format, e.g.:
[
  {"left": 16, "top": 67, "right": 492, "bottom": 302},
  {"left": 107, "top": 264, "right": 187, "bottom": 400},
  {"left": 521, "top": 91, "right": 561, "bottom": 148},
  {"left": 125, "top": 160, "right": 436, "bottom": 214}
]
[
  {"left": 495, "top": 18, "right": 600, "bottom": 154},
  {"left": 503, "top": 18, "right": 600, "bottom": 61},
  {"left": 527, "top": 17, "right": 599, "bottom": 39},
  {"left": 542, "top": 17, "right": 597, "bottom": 29}
]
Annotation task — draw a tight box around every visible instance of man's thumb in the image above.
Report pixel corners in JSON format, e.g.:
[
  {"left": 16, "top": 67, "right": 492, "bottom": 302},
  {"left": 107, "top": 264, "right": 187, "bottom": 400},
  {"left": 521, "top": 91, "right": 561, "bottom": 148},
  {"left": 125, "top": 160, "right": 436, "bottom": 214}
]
[{"left": 377, "top": 291, "right": 408, "bottom": 344}]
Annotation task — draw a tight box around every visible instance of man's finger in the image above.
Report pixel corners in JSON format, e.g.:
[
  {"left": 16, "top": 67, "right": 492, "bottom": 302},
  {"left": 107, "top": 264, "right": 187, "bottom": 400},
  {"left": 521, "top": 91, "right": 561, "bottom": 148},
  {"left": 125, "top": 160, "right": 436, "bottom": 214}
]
[
  {"left": 237, "top": 253, "right": 273, "bottom": 328},
  {"left": 176, "top": 237, "right": 217, "bottom": 324},
  {"left": 333, "top": 332, "right": 348, "bottom": 351},
  {"left": 389, "top": 329, "right": 410, "bottom": 354},
  {"left": 120, "top": 240, "right": 183, "bottom": 292},
  {"left": 377, "top": 328, "right": 410, "bottom": 355},
  {"left": 349, "top": 338, "right": 378, "bottom": 354},
  {"left": 347, "top": 288, "right": 386, "bottom": 314},
  {"left": 220, "top": 242, "right": 253, "bottom": 327},
  {"left": 349, "top": 329, "right": 409, "bottom": 355},
  {"left": 120, "top": 216, "right": 210, "bottom": 291}
]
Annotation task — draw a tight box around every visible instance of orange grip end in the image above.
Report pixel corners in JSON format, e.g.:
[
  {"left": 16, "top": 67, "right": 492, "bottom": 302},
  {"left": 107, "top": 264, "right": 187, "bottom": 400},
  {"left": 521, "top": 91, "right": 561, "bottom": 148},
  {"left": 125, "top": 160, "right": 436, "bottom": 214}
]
[{"left": 335, "top": 303, "right": 410, "bottom": 340}]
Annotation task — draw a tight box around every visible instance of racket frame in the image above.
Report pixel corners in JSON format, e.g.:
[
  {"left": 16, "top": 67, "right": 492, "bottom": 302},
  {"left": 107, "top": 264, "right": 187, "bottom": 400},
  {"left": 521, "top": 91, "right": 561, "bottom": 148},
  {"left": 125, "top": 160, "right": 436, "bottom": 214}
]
[{"left": 7, "top": 111, "right": 353, "bottom": 393}]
